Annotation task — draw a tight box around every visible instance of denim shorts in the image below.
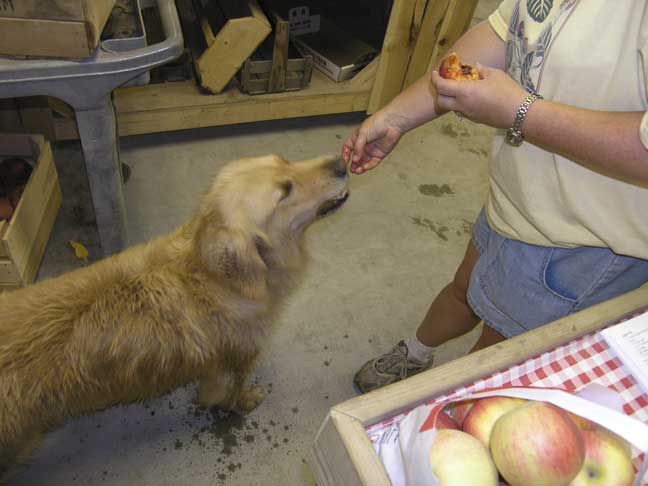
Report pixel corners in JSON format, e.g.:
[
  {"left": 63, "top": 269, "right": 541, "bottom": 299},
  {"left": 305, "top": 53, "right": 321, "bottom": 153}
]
[{"left": 467, "top": 209, "right": 648, "bottom": 338}]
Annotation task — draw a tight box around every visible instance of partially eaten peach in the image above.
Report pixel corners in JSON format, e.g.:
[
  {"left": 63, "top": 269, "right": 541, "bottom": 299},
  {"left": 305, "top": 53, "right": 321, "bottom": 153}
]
[{"left": 439, "top": 52, "right": 479, "bottom": 81}]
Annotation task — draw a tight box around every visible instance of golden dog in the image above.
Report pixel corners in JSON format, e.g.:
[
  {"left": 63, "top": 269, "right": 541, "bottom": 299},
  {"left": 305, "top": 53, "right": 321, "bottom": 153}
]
[{"left": 0, "top": 154, "right": 349, "bottom": 475}]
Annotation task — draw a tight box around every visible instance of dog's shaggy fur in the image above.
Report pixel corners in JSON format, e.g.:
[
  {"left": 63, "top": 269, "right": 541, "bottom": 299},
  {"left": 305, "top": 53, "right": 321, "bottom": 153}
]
[{"left": 0, "top": 154, "right": 349, "bottom": 475}]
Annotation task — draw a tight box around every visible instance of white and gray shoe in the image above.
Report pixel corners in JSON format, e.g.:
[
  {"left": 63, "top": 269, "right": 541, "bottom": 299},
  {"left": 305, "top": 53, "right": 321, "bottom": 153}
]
[{"left": 353, "top": 340, "right": 432, "bottom": 394}]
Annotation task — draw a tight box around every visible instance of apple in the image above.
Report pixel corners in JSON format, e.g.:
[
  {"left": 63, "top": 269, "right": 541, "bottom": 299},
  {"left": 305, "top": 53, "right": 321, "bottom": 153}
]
[
  {"left": 490, "top": 401, "right": 585, "bottom": 486},
  {"left": 462, "top": 396, "right": 526, "bottom": 447},
  {"left": 437, "top": 410, "right": 460, "bottom": 430},
  {"left": 429, "top": 429, "right": 498, "bottom": 486},
  {"left": 570, "top": 428, "right": 634, "bottom": 486},
  {"left": 566, "top": 412, "right": 598, "bottom": 431},
  {"left": 451, "top": 400, "right": 474, "bottom": 427}
]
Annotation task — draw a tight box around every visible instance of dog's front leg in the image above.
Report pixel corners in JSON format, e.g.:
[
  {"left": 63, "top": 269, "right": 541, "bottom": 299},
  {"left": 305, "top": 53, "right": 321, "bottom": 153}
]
[{"left": 196, "top": 361, "right": 265, "bottom": 414}]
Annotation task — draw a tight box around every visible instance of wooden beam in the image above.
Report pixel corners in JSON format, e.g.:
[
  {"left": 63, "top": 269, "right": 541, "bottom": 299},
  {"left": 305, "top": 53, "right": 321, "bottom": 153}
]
[
  {"left": 367, "top": 0, "right": 418, "bottom": 114},
  {"left": 402, "top": 0, "right": 452, "bottom": 88},
  {"left": 427, "top": 0, "right": 479, "bottom": 71}
]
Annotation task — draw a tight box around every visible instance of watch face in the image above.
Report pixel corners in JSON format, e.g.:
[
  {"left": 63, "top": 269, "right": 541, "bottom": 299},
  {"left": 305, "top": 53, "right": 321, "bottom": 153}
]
[{"left": 506, "top": 130, "right": 524, "bottom": 147}]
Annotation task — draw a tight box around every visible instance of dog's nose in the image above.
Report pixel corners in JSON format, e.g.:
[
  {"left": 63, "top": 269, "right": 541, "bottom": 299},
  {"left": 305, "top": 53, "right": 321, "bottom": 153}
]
[{"left": 330, "top": 157, "right": 348, "bottom": 178}]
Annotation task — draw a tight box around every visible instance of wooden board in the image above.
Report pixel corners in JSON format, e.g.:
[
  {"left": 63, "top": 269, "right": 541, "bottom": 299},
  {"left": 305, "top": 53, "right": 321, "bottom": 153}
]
[
  {"left": 427, "top": 0, "right": 479, "bottom": 71},
  {"left": 0, "top": 0, "right": 116, "bottom": 58},
  {"left": 195, "top": 0, "right": 272, "bottom": 93},
  {"left": 367, "top": 0, "right": 419, "bottom": 114},
  {"left": 403, "top": 0, "right": 452, "bottom": 88},
  {"left": 310, "top": 285, "right": 648, "bottom": 485},
  {"left": 0, "top": 0, "right": 85, "bottom": 20},
  {"left": 52, "top": 70, "right": 373, "bottom": 139},
  {"left": 0, "top": 134, "right": 60, "bottom": 287}
]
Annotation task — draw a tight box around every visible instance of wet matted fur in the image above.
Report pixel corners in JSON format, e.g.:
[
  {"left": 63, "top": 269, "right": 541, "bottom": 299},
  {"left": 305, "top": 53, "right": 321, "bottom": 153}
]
[{"left": 0, "top": 154, "right": 349, "bottom": 476}]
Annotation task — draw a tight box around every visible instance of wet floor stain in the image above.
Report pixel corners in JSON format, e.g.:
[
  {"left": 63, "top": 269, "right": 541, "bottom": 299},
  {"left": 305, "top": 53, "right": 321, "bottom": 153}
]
[
  {"left": 411, "top": 217, "right": 449, "bottom": 241},
  {"left": 419, "top": 183, "right": 454, "bottom": 197}
]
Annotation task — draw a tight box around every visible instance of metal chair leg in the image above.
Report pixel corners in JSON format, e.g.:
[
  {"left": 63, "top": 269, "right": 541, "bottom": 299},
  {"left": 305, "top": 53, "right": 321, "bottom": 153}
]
[{"left": 74, "top": 94, "right": 128, "bottom": 255}]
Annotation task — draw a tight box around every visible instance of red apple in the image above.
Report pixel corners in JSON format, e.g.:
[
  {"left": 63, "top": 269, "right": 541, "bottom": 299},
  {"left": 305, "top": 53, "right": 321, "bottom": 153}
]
[
  {"left": 451, "top": 399, "right": 474, "bottom": 427},
  {"left": 436, "top": 410, "right": 459, "bottom": 430},
  {"left": 429, "top": 429, "right": 499, "bottom": 486},
  {"left": 490, "top": 401, "right": 585, "bottom": 486},
  {"left": 569, "top": 428, "right": 634, "bottom": 486},
  {"left": 462, "top": 396, "right": 526, "bottom": 447}
]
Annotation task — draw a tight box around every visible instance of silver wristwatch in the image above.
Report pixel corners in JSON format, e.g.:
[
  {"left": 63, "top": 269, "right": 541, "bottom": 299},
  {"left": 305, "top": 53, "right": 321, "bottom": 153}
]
[{"left": 505, "top": 93, "right": 543, "bottom": 147}]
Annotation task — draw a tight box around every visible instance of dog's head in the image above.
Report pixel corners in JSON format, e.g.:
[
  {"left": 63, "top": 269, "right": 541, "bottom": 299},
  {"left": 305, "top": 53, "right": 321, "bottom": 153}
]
[{"left": 194, "top": 155, "right": 349, "bottom": 289}]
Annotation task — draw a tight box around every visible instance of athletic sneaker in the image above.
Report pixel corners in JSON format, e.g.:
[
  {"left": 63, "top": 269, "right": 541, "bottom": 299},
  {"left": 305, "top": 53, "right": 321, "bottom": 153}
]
[{"left": 353, "top": 340, "right": 432, "bottom": 394}]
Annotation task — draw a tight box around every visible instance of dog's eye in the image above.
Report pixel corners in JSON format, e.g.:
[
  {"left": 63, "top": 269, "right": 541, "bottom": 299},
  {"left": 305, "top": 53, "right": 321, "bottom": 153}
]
[{"left": 279, "top": 180, "right": 293, "bottom": 201}]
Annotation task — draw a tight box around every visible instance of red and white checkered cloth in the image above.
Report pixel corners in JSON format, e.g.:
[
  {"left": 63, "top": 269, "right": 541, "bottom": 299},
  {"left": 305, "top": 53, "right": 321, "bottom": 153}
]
[{"left": 366, "top": 310, "right": 648, "bottom": 474}]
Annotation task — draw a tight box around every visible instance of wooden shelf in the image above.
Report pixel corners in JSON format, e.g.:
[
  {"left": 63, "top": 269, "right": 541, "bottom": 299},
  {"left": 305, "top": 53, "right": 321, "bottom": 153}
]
[
  {"left": 41, "top": 0, "right": 478, "bottom": 140},
  {"left": 53, "top": 66, "right": 375, "bottom": 139}
]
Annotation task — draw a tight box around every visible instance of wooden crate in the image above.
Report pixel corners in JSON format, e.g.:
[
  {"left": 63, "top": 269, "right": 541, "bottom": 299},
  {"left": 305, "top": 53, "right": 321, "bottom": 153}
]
[
  {"left": 0, "top": 134, "right": 61, "bottom": 292},
  {"left": 0, "top": 0, "right": 116, "bottom": 58},
  {"left": 239, "top": 15, "right": 312, "bottom": 95},
  {"left": 309, "top": 286, "right": 648, "bottom": 485}
]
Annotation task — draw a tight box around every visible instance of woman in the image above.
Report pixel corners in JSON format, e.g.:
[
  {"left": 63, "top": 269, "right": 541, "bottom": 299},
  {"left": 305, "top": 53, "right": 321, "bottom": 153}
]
[{"left": 344, "top": 1, "right": 648, "bottom": 393}]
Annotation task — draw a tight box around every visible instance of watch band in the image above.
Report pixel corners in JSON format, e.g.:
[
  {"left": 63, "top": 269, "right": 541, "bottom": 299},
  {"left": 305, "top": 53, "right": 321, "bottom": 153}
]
[{"left": 506, "top": 93, "right": 543, "bottom": 147}]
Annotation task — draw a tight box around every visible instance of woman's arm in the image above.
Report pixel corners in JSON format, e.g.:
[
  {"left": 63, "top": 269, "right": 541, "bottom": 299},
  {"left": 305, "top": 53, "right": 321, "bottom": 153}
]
[
  {"left": 524, "top": 103, "right": 648, "bottom": 184},
  {"left": 432, "top": 66, "right": 648, "bottom": 185},
  {"left": 375, "top": 20, "right": 507, "bottom": 134},
  {"left": 343, "top": 21, "right": 507, "bottom": 173}
]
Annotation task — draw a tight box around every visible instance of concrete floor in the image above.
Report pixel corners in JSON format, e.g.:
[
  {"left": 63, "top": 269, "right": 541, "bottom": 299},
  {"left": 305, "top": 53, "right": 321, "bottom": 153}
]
[{"left": 13, "top": 2, "right": 500, "bottom": 484}]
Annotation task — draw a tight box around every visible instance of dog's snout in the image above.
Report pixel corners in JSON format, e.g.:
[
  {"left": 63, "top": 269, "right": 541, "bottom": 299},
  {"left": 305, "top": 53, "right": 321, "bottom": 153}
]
[{"left": 330, "top": 157, "right": 348, "bottom": 178}]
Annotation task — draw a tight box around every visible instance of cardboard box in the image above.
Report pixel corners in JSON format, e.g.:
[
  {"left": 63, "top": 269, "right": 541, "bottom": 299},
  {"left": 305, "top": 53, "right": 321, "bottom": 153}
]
[
  {"left": 0, "top": 134, "right": 61, "bottom": 291},
  {"left": 291, "top": 16, "right": 377, "bottom": 82},
  {"left": 0, "top": 0, "right": 117, "bottom": 58}
]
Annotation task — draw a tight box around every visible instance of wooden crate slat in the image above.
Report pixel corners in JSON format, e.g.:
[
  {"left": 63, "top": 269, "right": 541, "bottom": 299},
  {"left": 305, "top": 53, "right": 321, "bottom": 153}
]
[
  {"left": 195, "top": 0, "right": 272, "bottom": 93},
  {"left": 0, "top": 258, "right": 21, "bottom": 284},
  {"left": 267, "top": 19, "right": 289, "bottom": 93},
  {"left": 310, "top": 411, "right": 390, "bottom": 486},
  {"left": 0, "top": 221, "right": 8, "bottom": 258},
  {"left": 3, "top": 138, "right": 57, "bottom": 281},
  {"left": 0, "top": 0, "right": 85, "bottom": 21},
  {"left": 18, "top": 176, "right": 61, "bottom": 285},
  {"left": 0, "top": 17, "right": 90, "bottom": 57},
  {"left": 0, "top": 0, "right": 115, "bottom": 58}
]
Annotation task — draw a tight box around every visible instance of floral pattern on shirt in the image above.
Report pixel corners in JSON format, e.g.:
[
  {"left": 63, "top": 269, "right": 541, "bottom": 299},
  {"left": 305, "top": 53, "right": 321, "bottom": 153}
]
[{"left": 506, "top": 0, "right": 579, "bottom": 93}]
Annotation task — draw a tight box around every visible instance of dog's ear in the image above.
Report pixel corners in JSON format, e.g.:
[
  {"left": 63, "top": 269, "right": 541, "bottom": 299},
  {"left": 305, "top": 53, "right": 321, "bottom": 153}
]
[{"left": 196, "top": 219, "right": 270, "bottom": 298}]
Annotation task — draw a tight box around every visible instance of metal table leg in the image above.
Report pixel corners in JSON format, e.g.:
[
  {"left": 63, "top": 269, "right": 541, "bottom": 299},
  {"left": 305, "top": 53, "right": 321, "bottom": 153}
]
[{"left": 74, "top": 95, "right": 127, "bottom": 255}]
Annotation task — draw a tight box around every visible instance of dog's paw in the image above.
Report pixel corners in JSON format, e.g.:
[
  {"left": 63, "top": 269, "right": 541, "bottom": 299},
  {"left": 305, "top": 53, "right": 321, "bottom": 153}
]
[{"left": 235, "top": 386, "right": 266, "bottom": 414}]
